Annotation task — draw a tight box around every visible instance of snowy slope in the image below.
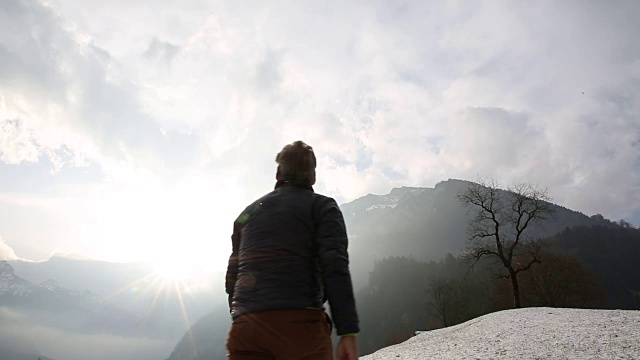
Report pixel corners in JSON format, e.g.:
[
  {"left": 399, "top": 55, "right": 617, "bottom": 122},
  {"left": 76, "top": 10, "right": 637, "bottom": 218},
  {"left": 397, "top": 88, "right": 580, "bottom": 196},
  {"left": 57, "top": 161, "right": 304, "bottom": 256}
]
[{"left": 362, "top": 308, "right": 640, "bottom": 359}]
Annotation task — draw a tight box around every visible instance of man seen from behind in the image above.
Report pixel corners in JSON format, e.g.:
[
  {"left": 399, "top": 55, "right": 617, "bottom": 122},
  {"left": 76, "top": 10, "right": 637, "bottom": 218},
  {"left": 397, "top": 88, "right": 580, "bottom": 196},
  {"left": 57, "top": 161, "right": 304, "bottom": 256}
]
[{"left": 225, "top": 140, "right": 359, "bottom": 360}]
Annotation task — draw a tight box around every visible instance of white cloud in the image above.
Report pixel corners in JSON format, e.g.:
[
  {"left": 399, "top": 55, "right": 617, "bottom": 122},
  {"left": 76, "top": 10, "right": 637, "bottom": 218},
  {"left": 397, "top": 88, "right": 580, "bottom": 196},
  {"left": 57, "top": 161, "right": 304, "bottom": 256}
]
[
  {"left": 1, "top": 0, "right": 640, "bottom": 263},
  {"left": 0, "top": 0, "right": 201, "bottom": 182},
  {"left": 0, "top": 119, "right": 40, "bottom": 164},
  {"left": 0, "top": 236, "right": 18, "bottom": 260}
]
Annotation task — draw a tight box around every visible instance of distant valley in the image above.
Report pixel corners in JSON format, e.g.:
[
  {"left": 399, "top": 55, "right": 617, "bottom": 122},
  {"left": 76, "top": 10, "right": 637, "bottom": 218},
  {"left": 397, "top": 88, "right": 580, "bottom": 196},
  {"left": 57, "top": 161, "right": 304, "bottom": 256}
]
[{"left": 1, "top": 256, "right": 226, "bottom": 360}]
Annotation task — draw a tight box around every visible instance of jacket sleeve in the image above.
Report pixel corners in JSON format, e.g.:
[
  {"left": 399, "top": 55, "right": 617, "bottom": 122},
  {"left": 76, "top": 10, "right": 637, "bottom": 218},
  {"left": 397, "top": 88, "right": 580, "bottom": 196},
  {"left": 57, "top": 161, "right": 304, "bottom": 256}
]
[
  {"left": 315, "top": 197, "right": 359, "bottom": 336},
  {"left": 225, "top": 220, "right": 242, "bottom": 311}
]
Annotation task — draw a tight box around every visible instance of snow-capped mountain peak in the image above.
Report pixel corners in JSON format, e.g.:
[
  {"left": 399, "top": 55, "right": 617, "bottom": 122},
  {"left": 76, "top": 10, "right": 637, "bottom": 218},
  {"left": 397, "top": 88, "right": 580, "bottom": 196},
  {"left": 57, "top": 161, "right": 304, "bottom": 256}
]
[
  {"left": 0, "top": 261, "right": 32, "bottom": 296},
  {"left": 340, "top": 186, "right": 433, "bottom": 217},
  {"left": 0, "top": 260, "right": 14, "bottom": 275},
  {"left": 40, "top": 278, "right": 63, "bottom": 291}
]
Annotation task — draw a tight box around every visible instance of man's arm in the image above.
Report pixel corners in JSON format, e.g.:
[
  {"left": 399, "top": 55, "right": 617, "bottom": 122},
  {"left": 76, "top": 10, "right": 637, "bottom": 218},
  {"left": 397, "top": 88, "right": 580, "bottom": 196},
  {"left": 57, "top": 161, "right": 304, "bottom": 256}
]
[
  {"left": 337, "top": 335, "right": 359, "bottom": 360},
  {"left": 225, "top": 221, "right": 242, "bottom": 310},
  {"left": 314, "top": 197, "right": 359, "bottom": 336}
]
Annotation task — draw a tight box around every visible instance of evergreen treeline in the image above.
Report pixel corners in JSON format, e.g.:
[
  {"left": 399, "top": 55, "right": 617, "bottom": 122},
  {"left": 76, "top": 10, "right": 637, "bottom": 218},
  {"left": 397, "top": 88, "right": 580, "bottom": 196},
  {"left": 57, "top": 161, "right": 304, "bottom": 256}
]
[
  {"left": 356, "top": 223, "right": 640, "bottom": 356},
  {"left": 547, "top": 223, "right": 640, "bottom": 309},
  {"left": 355, "top": 255, "right": 492, "bottom": 355}
]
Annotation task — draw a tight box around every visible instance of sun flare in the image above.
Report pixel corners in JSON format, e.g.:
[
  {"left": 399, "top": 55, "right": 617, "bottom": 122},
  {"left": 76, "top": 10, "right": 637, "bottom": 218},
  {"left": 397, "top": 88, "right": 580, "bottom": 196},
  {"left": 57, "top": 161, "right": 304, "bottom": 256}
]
[
  {"left": 87, "top": 177, "right": 235, "bottom": 273},
  {"left": 152, "top": 261, "right": 197, "bottom": 282}
]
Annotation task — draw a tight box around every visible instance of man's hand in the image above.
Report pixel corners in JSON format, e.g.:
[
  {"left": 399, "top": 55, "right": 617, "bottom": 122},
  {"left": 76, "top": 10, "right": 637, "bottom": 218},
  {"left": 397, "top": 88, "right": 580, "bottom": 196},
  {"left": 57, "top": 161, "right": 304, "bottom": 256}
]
[{"left": 336, "top": 335, "right": 358, "bottom": 360}]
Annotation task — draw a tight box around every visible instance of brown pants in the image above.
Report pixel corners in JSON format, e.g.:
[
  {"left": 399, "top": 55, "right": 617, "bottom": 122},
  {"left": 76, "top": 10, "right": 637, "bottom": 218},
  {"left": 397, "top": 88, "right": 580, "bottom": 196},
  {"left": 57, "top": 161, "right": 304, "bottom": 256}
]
[{"left": 226, "top": 309, "right": 333, "bottom": 360}]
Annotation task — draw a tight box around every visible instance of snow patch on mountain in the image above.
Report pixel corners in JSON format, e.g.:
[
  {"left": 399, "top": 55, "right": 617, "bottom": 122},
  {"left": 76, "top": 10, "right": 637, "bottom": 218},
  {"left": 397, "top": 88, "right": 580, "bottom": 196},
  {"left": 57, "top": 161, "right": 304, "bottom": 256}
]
[
  {"left": 342, "top": 186, "right": 431, "bottom": 217},
  {"left": 40, "top": 278, "right": 63, "bottom": 291},
  {"left": 365, "top": 204, "right": 398, "bottom": 211}
]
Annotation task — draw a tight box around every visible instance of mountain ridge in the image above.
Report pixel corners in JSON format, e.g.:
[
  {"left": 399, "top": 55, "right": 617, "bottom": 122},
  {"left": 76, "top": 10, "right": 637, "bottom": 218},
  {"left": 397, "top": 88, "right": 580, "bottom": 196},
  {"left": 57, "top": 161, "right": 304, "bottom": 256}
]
[{"left": 344, "top": 178, "right": 612, "bottom": 286}]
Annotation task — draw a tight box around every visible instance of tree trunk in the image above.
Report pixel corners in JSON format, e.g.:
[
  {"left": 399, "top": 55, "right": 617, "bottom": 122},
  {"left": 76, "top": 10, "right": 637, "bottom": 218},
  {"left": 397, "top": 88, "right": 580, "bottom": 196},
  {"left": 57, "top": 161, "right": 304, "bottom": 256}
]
[{"left": 509, "top": 268, "right": 521, "bottom": 308}]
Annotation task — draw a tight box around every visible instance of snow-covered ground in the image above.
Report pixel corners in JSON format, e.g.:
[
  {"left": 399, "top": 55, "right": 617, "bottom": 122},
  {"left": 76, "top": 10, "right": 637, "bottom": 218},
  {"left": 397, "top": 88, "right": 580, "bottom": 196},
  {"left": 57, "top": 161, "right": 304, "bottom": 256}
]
[{"left": 361, "top": 307, "right": 640, "bottom": 359}]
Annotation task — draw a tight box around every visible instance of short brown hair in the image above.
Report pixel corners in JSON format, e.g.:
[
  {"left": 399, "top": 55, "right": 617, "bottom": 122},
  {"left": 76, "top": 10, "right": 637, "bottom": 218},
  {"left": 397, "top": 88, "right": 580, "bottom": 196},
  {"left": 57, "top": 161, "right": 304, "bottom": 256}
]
[{"left": 276, "top": 141, "right": 316, "bottom": 184}]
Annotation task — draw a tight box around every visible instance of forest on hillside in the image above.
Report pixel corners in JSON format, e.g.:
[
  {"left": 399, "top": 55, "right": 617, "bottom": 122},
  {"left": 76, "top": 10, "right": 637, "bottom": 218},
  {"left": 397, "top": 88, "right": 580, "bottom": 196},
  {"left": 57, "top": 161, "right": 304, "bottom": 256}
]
[{"left": 355, "top": 223, "right": 640, "bottom": 356}]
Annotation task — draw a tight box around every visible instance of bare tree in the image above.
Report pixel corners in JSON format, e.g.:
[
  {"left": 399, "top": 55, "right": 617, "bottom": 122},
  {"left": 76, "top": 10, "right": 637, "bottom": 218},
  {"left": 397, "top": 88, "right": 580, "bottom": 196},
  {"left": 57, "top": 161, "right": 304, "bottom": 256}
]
[
  {"left": 520, "top": 252, "right": 605, "bottom": 308},
  {"left": 458, "top": 179, "right": 555, "bottom": 308},
  {"left": 429, "top": 278, "right": 453, "bottom": 327}
]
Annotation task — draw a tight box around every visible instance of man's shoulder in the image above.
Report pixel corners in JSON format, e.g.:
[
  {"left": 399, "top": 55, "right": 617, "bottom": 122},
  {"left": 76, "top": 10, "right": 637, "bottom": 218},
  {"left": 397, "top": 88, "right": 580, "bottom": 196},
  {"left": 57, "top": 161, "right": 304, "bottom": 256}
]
[
  {"left": 310, "top": 192, "right": 341, "bottom": 212},
  {"left": 238, "top": 189, "right": 339, "bottom": 213},
  {"left": 235, "top": 191, "right": 277, "bottom": 222},
  {"left": 312, "top": 192, "right": 336, "bottom": 202}
]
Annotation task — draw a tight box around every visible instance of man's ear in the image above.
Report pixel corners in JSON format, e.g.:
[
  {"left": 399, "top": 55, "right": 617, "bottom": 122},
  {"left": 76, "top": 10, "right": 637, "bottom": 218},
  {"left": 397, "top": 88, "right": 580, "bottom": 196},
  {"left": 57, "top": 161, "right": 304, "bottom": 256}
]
[
  {"left": 276, "top": 167, "right": 281, "bottom": 181},
  {"left": 309, "top": 171, "right": 316, "bottom": 186}
]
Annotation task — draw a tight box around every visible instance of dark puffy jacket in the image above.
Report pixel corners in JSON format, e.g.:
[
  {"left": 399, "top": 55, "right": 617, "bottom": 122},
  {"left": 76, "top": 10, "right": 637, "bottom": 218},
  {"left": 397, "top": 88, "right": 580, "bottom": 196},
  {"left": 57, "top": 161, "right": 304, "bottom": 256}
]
[{"left": 225, "top": 179, "right": 359, "bottom": 336}]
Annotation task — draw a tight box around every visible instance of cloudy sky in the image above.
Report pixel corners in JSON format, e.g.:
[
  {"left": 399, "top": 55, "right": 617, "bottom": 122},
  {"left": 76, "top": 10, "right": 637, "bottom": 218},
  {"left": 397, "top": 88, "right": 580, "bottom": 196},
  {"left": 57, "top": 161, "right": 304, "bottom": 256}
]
[{"left": 1, "top": 0, "right": 639, "bottom": 271}]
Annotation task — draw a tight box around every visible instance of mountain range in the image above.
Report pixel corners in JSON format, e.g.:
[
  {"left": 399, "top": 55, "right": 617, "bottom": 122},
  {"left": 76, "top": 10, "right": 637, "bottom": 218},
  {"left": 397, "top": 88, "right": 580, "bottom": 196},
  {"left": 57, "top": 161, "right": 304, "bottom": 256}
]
[
  {"left": 1, "top": 260, "right": 138, "bottom": 333},
  {"left": 1, "top": 179, "right": 636, "bottom": 360}
]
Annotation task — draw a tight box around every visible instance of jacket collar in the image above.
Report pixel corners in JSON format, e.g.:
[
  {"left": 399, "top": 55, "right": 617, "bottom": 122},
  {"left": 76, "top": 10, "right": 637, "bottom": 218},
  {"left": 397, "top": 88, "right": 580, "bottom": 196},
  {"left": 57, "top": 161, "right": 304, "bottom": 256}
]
[{"left": 275, "top": 177, "right": 314, "bottom": 192}]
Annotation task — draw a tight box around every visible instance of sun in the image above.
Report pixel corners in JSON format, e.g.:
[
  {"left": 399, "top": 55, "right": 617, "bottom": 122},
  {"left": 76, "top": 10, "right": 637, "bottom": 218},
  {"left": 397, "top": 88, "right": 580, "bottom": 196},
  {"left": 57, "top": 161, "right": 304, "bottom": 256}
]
[
  {"left": 88, "top": 176, "right": 235, "bottom": 275},
  {"left": 152, "top": 260, "right": 197, "bottom": 282}
]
